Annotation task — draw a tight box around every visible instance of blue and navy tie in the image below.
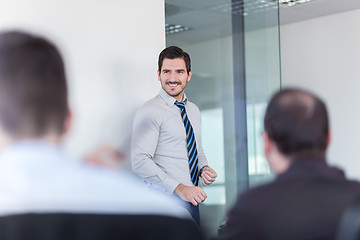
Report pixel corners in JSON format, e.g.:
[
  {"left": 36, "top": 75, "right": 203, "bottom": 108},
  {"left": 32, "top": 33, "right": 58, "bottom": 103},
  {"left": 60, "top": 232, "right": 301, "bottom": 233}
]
[{"left": 175, "top": 101, "right": 200, "bottom": 186}]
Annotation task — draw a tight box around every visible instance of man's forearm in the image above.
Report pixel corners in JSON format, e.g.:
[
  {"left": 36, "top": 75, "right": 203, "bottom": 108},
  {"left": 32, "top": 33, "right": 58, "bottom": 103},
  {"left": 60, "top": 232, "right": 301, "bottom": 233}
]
[{"left": 132, "top": 154, "right": 179, "bottom": 193}]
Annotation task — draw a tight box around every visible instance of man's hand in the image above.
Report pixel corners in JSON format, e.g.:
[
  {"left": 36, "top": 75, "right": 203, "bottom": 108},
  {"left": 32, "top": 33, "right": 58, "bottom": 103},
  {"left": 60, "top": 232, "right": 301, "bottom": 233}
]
[
  {"left": 175, "top": 184, "right": 207, "bottom": 206},
  {"left": 84, "top": 144, "right": 125, "bottom": 169},
  {"left": 201, "top": 166, "right": 217, "bottom": 186}
]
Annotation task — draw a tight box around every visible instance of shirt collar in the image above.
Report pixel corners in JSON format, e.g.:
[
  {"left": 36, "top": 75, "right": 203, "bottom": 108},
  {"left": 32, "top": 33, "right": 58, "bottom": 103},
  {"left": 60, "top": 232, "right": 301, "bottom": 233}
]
[
  {"left": 0, "top": 140, "right": 65, "bottom": 161},
  {"left": 158, "top": 88, "right": 188, "bottom": 106}
]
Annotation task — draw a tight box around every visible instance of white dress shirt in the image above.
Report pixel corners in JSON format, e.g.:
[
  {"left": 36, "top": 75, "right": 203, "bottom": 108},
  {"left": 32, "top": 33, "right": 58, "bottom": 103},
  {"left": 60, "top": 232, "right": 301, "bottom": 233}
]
[{"left": 131, "top": 89, "right": 208, "bottom": 194}]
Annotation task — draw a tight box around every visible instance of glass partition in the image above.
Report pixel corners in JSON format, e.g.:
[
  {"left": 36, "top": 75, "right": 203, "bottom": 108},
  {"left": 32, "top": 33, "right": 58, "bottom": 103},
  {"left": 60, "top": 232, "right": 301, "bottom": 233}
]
[
  {"left": 243, "top": 0, "right": 282, "bottom": 187},
  {"left": 165, "top": 0, "right": 281, "bottom": 239}
]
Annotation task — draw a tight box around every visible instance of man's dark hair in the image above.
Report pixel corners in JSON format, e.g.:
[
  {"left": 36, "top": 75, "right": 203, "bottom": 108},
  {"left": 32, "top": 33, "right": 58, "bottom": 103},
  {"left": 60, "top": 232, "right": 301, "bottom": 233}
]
[
  {"left": 158, "top": 46, "right": 191, "bottom": 73},
  {"left": 0, "top": 31, "right": 68, "bottom": 138},
  {"left": 264, "top": 88, "right": 329, "bottom": 157}
]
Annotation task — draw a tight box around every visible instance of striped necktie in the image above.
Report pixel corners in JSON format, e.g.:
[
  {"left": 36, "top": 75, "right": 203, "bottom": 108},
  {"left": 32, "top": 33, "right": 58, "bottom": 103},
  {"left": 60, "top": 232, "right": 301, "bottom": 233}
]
[{"left": 175, "top": 101, "right": 200, "bottom": 186}]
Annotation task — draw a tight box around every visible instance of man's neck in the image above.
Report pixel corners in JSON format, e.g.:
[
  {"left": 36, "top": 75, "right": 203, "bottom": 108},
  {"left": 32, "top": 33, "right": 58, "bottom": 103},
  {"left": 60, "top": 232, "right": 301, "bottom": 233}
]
[
  {"left": 0, "top": 133, "right": 62, "bottom": 151},
  {"left": 174, "top": 93, "right": 184, "bottom": 102}
]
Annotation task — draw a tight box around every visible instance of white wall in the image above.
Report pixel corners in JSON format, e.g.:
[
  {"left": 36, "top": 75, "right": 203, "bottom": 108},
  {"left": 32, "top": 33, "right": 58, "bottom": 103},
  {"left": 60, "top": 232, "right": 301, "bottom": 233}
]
[
  {"left": 0, "top": 0, "right": 165, "bottom": 158},
  {"left": 280, "top": 9, "right": 360, "bottom": 179}
]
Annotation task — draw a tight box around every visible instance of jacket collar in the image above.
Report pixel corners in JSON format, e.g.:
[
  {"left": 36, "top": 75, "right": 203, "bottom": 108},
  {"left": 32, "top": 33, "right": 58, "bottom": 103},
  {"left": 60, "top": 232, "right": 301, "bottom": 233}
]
[{"left": 277, "top": 157, "right": 345, "bottom": 180}]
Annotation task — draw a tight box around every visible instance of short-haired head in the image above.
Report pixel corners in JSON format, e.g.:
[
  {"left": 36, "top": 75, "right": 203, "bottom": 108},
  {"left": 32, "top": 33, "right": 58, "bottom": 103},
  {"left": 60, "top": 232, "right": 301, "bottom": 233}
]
[
  {"left": 158, "top": 46, "right": 191, "bottom": 74},
  {"left": 0, "top": 30, "right": 68, "bottom": 139},
  {"left": 264, "top": 88, "right": 329, "bottom": 158}
]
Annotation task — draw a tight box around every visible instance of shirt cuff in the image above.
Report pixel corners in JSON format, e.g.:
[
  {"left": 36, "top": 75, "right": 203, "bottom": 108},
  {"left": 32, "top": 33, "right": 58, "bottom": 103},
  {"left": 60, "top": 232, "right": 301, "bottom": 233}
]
[
  {"left": 163, "top": 176, "right": 181, "bottom": 194},
  {"left": 198, "top": 152, "right": 208, "bottom": 169},
  {"left": 199, "top": 165, "right": 208, "bottom": 175},
  {"left": 198, "top": 161, "right": 208, "bottom": 172}
]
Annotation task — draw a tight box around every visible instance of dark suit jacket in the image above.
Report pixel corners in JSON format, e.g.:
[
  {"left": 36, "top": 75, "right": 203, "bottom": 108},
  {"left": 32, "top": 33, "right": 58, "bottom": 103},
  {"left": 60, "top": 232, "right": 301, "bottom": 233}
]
[{"left": 223, "top": 158, "right": 360, "bottom": 240}]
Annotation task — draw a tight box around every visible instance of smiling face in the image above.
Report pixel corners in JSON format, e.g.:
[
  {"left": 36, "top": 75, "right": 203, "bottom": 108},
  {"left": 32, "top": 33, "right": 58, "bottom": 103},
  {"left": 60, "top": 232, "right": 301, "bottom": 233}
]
[{"left": 158, "top": 58, "right": 192, "bottom": 102}]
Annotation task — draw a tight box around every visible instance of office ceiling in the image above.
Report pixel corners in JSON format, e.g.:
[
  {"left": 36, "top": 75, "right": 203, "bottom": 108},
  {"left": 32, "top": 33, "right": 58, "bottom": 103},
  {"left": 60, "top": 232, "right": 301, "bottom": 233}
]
[
  {"left": 165, "top": 0, "right": 360, "bottom": 45},
  {"left": 280, "top": 0, "right": 360, "bottom": 24}
]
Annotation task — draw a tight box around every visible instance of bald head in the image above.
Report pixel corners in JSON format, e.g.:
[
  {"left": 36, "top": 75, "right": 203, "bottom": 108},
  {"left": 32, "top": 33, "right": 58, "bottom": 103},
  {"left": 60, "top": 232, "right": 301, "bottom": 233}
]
[{"left": 264, "top": 88, "right": 329, "bottom": 158}]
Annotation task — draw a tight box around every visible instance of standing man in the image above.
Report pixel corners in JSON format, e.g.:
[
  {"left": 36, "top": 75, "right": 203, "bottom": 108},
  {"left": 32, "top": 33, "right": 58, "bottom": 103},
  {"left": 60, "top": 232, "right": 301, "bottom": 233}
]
[
  {"left": 131, "top": 46, "right": 217, "bottom": 224},
  {"left": 223, "top": 88, "right": 360, "bottom": 240}
]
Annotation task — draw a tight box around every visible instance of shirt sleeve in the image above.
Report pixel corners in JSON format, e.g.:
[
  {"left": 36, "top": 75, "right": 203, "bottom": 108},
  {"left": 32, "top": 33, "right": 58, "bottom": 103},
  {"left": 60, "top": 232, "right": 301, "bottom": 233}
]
[{"left": 131, "top": 105, "right": 180, "bottom": 193}]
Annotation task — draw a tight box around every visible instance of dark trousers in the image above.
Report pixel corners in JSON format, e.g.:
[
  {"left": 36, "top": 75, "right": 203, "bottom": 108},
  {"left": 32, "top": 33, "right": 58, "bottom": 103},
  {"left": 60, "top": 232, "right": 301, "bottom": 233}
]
[
  {"left": 187, "top": 201, "right": 200, "bottom": 226},
  {"left": 174, "top": 195, "right": 200, "bottom": 226}
]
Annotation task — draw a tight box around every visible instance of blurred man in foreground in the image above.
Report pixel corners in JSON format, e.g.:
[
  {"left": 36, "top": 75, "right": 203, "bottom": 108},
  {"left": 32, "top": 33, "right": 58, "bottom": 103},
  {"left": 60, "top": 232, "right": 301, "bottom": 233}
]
[
  {"left": 223, "top": 88, "right": 360, "bottom": 240},
  {"left": 0, "top": 30, "right": 202, "bottom": 240}
]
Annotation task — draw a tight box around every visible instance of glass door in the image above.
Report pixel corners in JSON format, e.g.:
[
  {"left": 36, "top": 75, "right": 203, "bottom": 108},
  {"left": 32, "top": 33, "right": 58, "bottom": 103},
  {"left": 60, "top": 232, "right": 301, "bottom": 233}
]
[{"left": 165, "top": 0, "right": 281, "bottom": 239}]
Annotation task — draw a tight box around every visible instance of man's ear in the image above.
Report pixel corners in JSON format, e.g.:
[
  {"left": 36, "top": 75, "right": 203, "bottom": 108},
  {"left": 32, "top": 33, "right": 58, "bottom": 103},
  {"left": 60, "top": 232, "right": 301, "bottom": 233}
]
[
  {"left": 157, "top": 70, "right": 160, "bottom": 81},
  {"left": 62, "top": 108, "right": 73, "bottom": 135},
  {"left": 263, "top": 130, "right": 291, "bottom": 174},
  {"left": 263, "top": 130, "right": 272, "bottom": 157},
  {"left": 327, "top": 130, "right": 331, "bottom": 147},
  {"left": 187, "top": 70, "right": 192, "bottom": 82}
]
